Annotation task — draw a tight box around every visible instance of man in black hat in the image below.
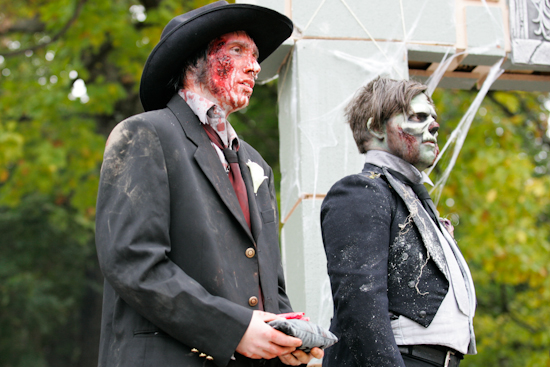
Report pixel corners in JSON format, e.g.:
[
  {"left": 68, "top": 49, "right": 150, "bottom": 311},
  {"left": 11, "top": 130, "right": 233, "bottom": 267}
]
[
  {"left": 321, "top": 78, "right": 476, "bottom": 367},
  {"left": 95, "top": 2, "right": 323, "bottom": 366}
]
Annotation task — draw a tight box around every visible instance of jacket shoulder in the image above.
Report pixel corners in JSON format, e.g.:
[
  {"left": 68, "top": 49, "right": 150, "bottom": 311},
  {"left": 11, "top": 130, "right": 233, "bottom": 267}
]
[
  {"left": 107, "top": 108, "right": 175, "bottom": 137},
  {"left": 321, "top": 166, "right": 397, "bottom": 232},
  {"left": 325, "top": 165, "right": 392, "bottom": 202},
  {"left": 105, "top": 109, "right": 184, "bottom": 152}
]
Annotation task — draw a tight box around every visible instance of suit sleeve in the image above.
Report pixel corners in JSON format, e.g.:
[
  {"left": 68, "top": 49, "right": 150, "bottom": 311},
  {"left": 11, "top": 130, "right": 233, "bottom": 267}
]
[
  {"left": 95, "top": 117, "right": 252, "bottom": 366},
  {"left": 321, "top": 174, "right": 405, "bottom": 367}
]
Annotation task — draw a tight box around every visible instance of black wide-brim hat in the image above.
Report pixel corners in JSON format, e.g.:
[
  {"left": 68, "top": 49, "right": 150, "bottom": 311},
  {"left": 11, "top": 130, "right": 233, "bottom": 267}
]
[{"left": 140, "top": 0, "right": 293, "bottom": 112}]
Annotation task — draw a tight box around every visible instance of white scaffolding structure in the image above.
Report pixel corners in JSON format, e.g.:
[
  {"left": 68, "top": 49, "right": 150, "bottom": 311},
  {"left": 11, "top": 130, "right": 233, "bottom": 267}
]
[{"left": 238, "top": 3, "right": 550, "bottom": 364}]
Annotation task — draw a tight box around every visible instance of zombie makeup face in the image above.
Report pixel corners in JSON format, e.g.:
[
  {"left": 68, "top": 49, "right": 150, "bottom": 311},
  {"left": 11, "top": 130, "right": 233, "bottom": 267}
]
[
  {"left": 385, "top": 93, "right": 440, "bottom": 171},
  {"left": 201, "top": 31, "right": 260, "bottom": 115}
]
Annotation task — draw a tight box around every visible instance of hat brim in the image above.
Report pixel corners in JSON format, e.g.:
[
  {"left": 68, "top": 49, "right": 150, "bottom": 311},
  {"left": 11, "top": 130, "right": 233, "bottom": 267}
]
[{"left": 140, "top": 4, "right": 293, "bottom": 112}]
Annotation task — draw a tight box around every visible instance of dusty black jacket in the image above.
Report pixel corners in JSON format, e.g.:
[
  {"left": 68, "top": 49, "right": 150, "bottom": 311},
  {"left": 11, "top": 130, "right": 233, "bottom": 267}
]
[
  {"left": 321, "top": 164, "right": 449, "bottom": 367},
  {"left": 95, "top": 95, "right": 292, "bottom": 367}
]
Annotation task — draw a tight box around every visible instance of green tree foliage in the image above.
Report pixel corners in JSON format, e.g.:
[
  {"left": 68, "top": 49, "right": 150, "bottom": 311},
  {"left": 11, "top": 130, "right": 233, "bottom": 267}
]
[
  {"left": 432, "top": 89, "right": 550, "bottom": 366},
  {"left": 0, "top": 1, "right": 215, "bottom": 366},
  {"left": 0, "top": 195, "right": 97, "bottom": 367},
  {"left": 1, "top": 0, "right": 550, "bottom": 366}
]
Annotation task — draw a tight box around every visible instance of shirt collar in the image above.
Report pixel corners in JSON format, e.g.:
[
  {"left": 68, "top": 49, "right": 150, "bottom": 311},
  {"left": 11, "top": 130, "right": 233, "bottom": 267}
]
[
  {"left": 179, "top": 89, "right": 240, "bottom": 149},
  {"left": 179, "top": 89, "right": 219, "bottom": 125},
  {"left": 365, "top": 150, "right": 434, "bottom": 186}
]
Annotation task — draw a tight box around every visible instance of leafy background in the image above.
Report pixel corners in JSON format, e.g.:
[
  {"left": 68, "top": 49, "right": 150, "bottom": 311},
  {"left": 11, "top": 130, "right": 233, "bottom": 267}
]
[{"left": 0, "top": 1, "right": 549, "bottom": 366}]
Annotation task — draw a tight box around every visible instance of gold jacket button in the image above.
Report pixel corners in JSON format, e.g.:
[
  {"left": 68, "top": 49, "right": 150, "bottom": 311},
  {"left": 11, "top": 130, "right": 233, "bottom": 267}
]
[
  {"left": 245, "top": 248, "right": 256, "bottom": 258},
  {"left": 206, "top": 356, "right": 214, "bottom": 361},
  {"left": 248, "top": 296, "right": 259, "bottom": 307},
  {"left": 191, "top": 348, "right": 199, "bottom": 353},
  {"left": 199, "top": 353, "right": 207, "bottom": 358}
]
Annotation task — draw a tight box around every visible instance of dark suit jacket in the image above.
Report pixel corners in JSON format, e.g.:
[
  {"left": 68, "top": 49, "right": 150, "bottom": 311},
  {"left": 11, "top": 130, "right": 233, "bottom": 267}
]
[
  {"left": 320, "top": 164, "right": 449, "bottom": 367},
  {"left": 95, "top": 95, "right": 292, "bottom": 367}
]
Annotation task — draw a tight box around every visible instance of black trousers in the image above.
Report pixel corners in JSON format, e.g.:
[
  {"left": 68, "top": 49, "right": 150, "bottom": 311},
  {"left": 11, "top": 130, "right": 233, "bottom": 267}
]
[
  {"left": 402, "top": 353, "right": 461, "bottom": 367},
  {"left": 403, "top": 354, "right": 437, "bottom": 367}
]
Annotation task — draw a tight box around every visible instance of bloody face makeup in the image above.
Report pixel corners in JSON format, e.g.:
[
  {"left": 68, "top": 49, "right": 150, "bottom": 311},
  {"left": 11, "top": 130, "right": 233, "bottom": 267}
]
[
  {"left": 385, "top": 93, "right": 439, "bottom": 171},
  {"left": 202, "top": 31, "right": 260, "bottom": 115}
]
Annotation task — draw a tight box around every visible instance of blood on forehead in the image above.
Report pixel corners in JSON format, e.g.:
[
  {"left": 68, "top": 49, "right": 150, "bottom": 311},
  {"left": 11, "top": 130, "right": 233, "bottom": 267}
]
[{"left": 208, "top": 31, "right": 259, "bottom": 59}]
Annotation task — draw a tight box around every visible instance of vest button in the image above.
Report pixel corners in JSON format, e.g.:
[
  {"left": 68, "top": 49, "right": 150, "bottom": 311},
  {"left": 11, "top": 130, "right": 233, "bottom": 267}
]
[
  {"left": 248, "top": 296, "right": 259, "bottom": 307},
  {"left": 245, "top": 248, "right": 256, "bottom": 258},
  {"left": 419, "top": 310, "right": 427, "bottom": 318},
  {"left": 408, "top": 280, "right": 415, "bottom": 288}
]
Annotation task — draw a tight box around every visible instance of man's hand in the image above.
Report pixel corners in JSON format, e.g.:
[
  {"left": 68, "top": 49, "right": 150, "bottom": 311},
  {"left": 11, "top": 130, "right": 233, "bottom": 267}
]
[
  {"left": 236, "top": 311, "right": 302, "bottom": 360},
  {"left": 279, "top": 347, "right": 324, "bottom": 366}
]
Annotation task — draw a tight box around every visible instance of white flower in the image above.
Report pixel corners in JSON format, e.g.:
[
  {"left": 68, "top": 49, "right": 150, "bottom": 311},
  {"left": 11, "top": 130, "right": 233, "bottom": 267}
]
[{"left": 246, "top": 160, "right": 268, "bottom": 194}]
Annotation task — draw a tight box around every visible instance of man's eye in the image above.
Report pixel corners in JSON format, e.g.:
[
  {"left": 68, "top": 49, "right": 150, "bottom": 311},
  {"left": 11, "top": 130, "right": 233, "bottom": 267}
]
[
  {"left": 231, "top": 47, "right": 242, "bottom": 54},
  {"left": 409, "top": 113, "right": 428, "bottom": 122}
]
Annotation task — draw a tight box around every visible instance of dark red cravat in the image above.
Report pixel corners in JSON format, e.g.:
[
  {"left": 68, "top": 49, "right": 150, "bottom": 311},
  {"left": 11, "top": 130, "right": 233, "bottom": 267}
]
[{"left": 202, "top": 124, "right": 251, "bottom": 230}]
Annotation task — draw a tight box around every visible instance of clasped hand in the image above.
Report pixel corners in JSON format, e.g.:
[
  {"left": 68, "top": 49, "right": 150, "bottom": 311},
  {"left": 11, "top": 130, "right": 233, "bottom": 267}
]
[{"left": 236, "top": 311, "right": 324, "bottom": 366}]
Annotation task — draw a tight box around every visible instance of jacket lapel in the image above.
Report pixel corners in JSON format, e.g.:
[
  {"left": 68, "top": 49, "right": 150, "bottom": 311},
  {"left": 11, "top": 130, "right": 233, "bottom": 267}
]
[
  {"left": 237, "top": 146, "right": 262, "bottom": 243},
  {"left": 383, "top": 167, "right": 449, "bottom": 280},
  {"left": 166, "top": 96, "right": 254, "bottom": 242}
]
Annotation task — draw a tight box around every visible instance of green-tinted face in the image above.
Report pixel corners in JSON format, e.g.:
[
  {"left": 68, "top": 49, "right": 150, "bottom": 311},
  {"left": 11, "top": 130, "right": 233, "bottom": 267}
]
[{"left": 383, "top": 93, "right": 440, "bottom": 171}]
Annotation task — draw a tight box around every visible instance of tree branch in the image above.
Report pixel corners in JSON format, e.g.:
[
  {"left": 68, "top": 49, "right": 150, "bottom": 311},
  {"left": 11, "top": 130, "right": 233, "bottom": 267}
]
[
  {"left": 0, "top": 0, "right": 88, "bottom": 58},
  {"left": 0, "top": 15, "right": 45, "bottom": 35},
  {"left": 139, "top": 0, "right": 162, "bottom": 10},
  {"left": 508, "top": 312, "right": 544, "bottom": 334},
  {"left": 487, "top": 91, "right": 550, "bottom": 146},
  {"left": 486, "top": 91, "right": 514, "bottom": 118}
]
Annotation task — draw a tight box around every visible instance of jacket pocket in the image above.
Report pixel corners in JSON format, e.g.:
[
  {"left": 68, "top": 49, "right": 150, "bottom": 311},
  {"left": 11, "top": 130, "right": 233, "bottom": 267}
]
[
  {"left": 133, "top": 330, "right": 167, "bottom": 338},
  {"left": 261, "top": 209, "right": 276, "bottom": 223}
]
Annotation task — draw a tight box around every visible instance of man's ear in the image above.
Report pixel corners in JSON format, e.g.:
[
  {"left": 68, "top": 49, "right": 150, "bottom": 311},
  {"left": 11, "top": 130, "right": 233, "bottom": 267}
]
[{"left": 367, "top": 117, "right": 385, "bottom": 140}]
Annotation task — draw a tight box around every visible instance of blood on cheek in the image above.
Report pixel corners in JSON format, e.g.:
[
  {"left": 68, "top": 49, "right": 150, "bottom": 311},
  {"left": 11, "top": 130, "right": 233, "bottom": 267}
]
[
  {"left": 207, "top": 42, "right": 235, "bottom": 97},
  {"left": 397, "top": 127, "right": 418, "bottom": 160}
]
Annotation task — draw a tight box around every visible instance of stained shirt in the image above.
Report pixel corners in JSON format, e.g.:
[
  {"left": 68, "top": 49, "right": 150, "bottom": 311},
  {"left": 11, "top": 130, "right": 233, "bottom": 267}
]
[
  {"left": 179, "top": 89, "right": 240, "bottom": 172},
  {"left": 364, "top": 149, "right": 477, "bottom": 355}
]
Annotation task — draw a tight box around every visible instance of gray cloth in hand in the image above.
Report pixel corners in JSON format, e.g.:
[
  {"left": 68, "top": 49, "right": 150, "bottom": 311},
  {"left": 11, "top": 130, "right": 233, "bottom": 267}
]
[{"left": 268, "top": 319, "right": 338, "bottom": 352}]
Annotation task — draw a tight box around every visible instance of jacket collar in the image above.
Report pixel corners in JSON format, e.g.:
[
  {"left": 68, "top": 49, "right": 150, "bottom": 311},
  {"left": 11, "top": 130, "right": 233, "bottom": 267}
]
[
  {"left": 365, "top": 150, "right": 433, "bottom": 186},
  {"left": 166, "top": 95, "right": 260, "bottom": 243}
]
